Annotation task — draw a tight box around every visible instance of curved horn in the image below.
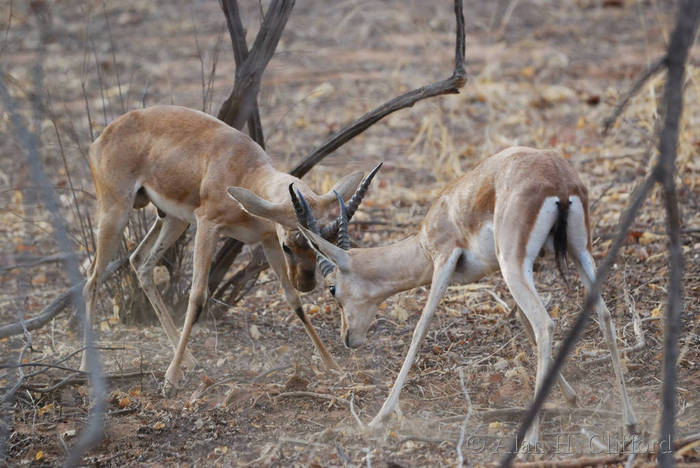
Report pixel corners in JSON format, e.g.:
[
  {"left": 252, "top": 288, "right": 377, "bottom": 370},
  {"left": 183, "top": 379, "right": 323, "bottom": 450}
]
[
  {"left": 289, "top": 183, "right": 319, "bottom": 232},
  {"left": 318, "top": 255, "right": 336, "bottom": 277},
  {"left": 292, "top": 187, "right": 337, "bottom": 277},
  {"left": 334, "top": 191, "right": 350, "bottom": 250},
  {"left": 321, "top": 162, "right": 383, "bottom": 240}
]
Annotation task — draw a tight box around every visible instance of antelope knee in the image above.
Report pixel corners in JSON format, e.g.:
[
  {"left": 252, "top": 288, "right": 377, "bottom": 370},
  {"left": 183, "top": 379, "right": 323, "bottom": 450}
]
[{"left": 534, "top": 318, "right": 554, "bottom": 345}]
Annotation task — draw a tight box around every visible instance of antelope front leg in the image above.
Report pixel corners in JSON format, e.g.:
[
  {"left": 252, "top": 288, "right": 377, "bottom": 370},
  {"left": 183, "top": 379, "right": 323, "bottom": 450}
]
[
  {"left": 162, "top": 219, "right": 219, "bottom": 397},
  {"left": 369, "top": 249, "right": 461, "bottom": 429},
  {"left": 261, "top": 238, "right": 339, "bottom": 370},
  {"left": 129, "top": 215, "right": 197, "bottom": 370}
]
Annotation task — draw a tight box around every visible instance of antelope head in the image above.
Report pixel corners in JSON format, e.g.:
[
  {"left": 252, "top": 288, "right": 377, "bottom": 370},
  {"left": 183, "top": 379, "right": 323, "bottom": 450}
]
[
  {"left": 293, "top": 163, "right": 383, "bottom": 347},
  {"left": 227, "top": 165, "right": 380, "bottom": 292}
]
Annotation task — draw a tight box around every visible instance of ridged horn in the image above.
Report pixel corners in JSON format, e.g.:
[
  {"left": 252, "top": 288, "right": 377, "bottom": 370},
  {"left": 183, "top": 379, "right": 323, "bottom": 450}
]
[
  {"left": 292, "top": 187, "right": 337, "bottom": 277},
  {"left": 334, "top": 191, "right": 350, "bottom": 250},
  {"left": 289, "top": 183, "right": 319, "bottom": 232},
  {"left": 321, "top": 162, "right": 383, "bottom": 239}
]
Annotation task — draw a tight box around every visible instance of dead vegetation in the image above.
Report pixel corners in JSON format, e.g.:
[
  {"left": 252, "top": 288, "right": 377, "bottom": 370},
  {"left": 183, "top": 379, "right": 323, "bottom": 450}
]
[{"left": 0, "top": 0, "right": 698, "bottom": 466}]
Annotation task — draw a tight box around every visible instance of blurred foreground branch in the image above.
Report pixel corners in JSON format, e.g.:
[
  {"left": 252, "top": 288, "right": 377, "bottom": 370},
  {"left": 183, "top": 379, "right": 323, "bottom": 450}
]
[
  {"left": 0, "top": 65, "right": 106, "bottom": 465},
  {"left": 500, "top": 2, "right": 698, "bottom": 466}
]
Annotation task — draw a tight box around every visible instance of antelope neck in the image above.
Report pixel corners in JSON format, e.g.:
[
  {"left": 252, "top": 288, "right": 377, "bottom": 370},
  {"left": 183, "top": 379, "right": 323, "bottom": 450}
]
[{"left": 352, "top": 234, "right": 433, "bottom": 302}]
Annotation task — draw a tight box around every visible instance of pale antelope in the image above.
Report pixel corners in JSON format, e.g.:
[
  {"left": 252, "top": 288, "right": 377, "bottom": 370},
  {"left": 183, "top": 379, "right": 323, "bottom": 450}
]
[
  {"left": 84, "top": 105, "right": 380, "bottom": 396},
  {"left": 295, "top": 147, "right": 638, "bottom": 449}
]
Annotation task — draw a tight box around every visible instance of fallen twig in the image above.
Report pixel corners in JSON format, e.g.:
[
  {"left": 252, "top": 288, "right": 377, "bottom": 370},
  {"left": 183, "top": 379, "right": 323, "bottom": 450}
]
[
  {"left": 0, "top": 257, "right": 127, "bottom": 340},
  {"left": 456, "top": 367, "right": 473, "bottom": 467},
  {"left": 0, "top": 253, "right": 71, "bottom": 271},
  {"left": 20, "top": 369, "right": 159, "bottom": 393},
  {"left": 349, "top": 393, "right": 364, "bottom": 428},
  {"left": 438, "top": 406, "right": 626, "bottom": 424},
  {"left": 275, "top": 391, "right": 351, "bottom": 407}
]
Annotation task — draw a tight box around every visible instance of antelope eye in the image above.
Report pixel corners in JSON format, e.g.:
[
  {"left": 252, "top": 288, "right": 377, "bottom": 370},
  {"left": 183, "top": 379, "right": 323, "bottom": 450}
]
[
  {"left": 282, "top": 243, "right": 292, "bottom": 255},
  {"left": 329, "top": 285, "right": 336, "bottom": 296}
]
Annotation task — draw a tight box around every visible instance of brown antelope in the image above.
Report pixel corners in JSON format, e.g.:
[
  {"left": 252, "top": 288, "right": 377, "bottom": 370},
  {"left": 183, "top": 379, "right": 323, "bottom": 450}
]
[
  {"left": 295, "top": 147, "right": 637, "bottom": 449},
  {"left": 84, "top": 105, "right": 380, "bottom": 396}
]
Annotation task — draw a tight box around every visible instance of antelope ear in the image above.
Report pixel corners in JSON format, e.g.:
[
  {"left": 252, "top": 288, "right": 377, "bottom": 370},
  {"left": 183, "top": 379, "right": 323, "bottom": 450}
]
[
  {"left": 297, "top": 225, "right": 350, "bottom": 271},
  {"left": 318, "top": 171, "right": 363, "bottom": 205},
  {"left": 227, "top": 187, "right": 292, "bottom": 225}
]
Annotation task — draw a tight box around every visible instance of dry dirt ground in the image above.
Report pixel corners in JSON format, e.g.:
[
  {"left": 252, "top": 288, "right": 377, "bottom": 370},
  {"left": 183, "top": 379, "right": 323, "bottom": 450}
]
[{"left": 1, "top": 0, "right": 699, "bottom": 466}]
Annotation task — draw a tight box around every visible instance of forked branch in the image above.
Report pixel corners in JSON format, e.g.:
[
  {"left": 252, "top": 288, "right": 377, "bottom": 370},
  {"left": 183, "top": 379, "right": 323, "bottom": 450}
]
[
  {"left": 219, "top": 0, "right": 266, "bottom": 146},
  {"left": 217, "top": 0, "right": 294, "bottom": 130},
  {"left": 290, "top": 0, "right": 466, "bottom": 178}
]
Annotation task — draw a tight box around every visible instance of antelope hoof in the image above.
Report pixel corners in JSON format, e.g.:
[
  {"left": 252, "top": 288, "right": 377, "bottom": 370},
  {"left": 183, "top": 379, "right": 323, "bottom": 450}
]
[{"left": 162, "top": 367, "right": 182, "bottom": 398}]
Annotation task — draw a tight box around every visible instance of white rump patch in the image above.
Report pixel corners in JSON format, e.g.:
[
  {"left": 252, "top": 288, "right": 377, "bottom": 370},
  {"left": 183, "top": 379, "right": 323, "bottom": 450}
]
[{"left": 566, "top": 196, "right": 587, "bottom": 253}]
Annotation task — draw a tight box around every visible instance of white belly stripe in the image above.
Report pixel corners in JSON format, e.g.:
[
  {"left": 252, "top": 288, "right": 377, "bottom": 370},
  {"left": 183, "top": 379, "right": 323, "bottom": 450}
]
[{"left": 143, "top": 187, "right": 197, "bottom": 223}]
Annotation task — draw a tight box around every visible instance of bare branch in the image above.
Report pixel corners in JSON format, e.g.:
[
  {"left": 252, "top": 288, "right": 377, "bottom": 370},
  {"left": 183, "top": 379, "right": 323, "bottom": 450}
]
[
  {"left": 656, "top": 2, "right": 699, "bottom": 466},
  {"left": 0, "top": 58, "right": 106, "bottom": 464},
  {"left": 0, "top": 258, "right": 127, "bottom": 339},
  {"left": 602, "top": 56, "right": 666, "bottom": 134},
  {"left": 219, "top": 0, "right": 265, "bottom": 144},
  {"left": 218, "top": 0, "right": 293, "bottom": 132},
  {"left": 290, "top": 0, "right": 467, "bottom": 178},
  {"left": 208, "top": 0, "right": 276, "bottom": 293}
]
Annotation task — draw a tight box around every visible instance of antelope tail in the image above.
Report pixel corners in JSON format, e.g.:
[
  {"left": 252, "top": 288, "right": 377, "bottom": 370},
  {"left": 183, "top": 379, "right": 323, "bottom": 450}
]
[{"left": 553, "top": 198, "right": 570, "bottom": 282}]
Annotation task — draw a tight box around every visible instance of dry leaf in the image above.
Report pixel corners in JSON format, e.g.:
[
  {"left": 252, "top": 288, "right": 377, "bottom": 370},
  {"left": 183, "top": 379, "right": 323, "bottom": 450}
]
[
  {"left": 550, "top": 304, "right": 560, "bottom": 319},
  {"left": 488, "top": 422, "right": 505, "bottom": 433},
  {"left": 153, "top": 421, "right": 165, "bottom": 431},
  {"left": 38, "top": 403, "right": 54, "bottom": 416},
  {"left": 213, "top": 446, "right": 228, "bottom": 456},
  {"left": 520, "top": 66, "right": 535, "bottom": 78},
  {"left": 31, "top": 273, "right": 47, "bottom": 285}
]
